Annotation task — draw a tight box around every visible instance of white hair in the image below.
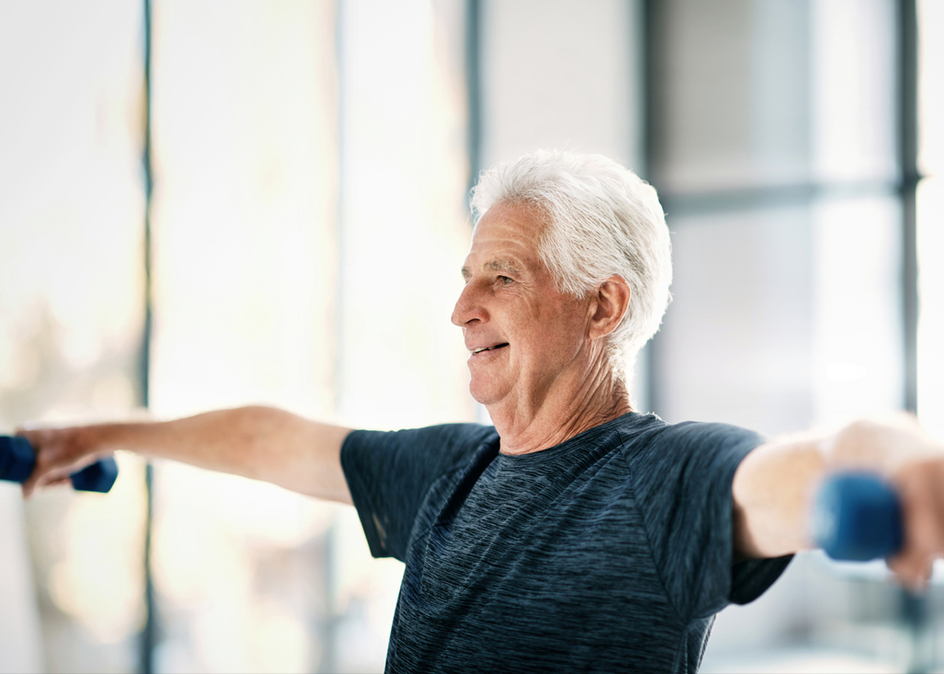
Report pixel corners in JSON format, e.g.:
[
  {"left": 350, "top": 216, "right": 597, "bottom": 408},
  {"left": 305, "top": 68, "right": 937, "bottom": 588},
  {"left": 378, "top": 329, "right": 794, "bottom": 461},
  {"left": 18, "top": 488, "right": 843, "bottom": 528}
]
[{"left": 470, "top": 150, "right": 673, "bottom": 383}]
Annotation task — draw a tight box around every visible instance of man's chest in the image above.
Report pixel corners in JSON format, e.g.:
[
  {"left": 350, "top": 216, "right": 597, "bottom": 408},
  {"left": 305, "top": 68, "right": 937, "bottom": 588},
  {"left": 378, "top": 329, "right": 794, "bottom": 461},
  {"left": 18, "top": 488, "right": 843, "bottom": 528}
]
[
  {"left": 387, "top": 477, "right": 684, "bottom": 672},
  {"left": 405, "top": 469, "right": 662, "bottom": 613}
]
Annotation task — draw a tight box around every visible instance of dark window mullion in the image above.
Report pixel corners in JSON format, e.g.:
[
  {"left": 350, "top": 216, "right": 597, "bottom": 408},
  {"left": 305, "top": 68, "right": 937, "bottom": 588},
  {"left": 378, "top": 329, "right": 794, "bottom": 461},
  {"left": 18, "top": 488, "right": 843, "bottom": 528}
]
[
  {"left": 899, "top": 0, "right": 920, "bottom": 415},
  {"left": 140, "top": 0, "right": 157, "bottom": 672}
]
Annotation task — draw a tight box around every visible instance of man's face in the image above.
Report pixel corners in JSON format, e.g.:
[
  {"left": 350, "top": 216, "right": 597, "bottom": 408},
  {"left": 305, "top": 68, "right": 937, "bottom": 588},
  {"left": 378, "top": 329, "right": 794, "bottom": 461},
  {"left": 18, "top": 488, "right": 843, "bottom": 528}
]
[{"left": 451, "top": 203, "right": 593, "bottom": 412}]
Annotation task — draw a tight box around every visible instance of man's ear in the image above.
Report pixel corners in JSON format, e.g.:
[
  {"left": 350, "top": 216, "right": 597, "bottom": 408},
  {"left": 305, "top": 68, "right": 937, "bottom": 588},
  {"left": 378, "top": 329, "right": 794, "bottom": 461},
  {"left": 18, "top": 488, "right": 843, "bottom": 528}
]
[{"left": 588, "top": 275, "right": 631, "bottom": 341}]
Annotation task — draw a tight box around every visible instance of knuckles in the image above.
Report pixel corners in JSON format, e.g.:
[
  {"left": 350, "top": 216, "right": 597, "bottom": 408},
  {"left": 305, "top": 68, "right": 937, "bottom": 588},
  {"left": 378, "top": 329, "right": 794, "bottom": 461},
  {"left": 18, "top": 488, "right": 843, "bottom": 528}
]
[{"left": 888, "top": 458, "right": 944, "bottom": 591}]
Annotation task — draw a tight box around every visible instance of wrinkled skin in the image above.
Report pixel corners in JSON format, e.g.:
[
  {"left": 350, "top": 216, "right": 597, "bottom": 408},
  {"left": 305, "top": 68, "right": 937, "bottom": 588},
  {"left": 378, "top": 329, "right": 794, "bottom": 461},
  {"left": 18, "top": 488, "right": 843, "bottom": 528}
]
[{"left": 451, "top": 202, "right": 632, "bottom": 455}]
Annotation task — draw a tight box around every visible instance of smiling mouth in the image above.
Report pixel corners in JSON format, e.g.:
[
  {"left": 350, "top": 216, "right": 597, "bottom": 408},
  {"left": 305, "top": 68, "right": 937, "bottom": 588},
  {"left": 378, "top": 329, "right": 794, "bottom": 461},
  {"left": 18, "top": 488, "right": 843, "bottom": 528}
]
[{"left": 471, "top": 343, "right": 509, "bottom": 355}]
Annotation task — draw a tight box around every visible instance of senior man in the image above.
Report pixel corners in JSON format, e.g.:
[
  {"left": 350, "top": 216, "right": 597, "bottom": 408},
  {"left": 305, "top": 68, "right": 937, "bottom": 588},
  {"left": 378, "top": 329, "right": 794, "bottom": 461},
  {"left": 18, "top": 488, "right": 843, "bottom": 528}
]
[{"left": 20, "top": 151, "right": 944, "bottom": 673}]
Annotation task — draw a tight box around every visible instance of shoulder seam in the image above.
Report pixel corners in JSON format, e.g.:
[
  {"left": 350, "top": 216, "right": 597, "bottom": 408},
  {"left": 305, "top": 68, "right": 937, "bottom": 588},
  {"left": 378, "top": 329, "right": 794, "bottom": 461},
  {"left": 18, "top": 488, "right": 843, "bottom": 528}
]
[
  {"left": 404, "top": 430, "right": 499, "bottom": 557},
  {"left": 619, "top": 426, "right": 689, "bottom": 627}
]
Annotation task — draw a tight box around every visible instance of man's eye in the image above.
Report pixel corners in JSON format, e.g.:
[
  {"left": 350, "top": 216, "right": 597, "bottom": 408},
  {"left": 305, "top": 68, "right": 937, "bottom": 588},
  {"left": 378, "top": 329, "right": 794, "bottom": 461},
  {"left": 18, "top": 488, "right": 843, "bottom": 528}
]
[{"left": 498, "top": 276, "right": 513, "bottom": 285}]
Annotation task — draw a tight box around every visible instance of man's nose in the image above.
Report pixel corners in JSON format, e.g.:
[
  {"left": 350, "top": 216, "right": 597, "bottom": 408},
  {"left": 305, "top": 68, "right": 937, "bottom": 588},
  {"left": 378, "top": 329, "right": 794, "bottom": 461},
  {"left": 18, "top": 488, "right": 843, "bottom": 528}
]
[{"left": 451, "top": 281, "right": 486, "bottom": 327}]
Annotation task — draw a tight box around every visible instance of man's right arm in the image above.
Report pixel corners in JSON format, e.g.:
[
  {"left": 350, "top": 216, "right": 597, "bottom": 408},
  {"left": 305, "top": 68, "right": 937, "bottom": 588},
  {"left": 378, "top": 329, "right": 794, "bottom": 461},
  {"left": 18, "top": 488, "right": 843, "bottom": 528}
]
[
  {"left": 733, "top": 415, "right": 944, "bottom": 590},
  {"left": 18, "top": 406, "right": 353, "bottom": 504}
]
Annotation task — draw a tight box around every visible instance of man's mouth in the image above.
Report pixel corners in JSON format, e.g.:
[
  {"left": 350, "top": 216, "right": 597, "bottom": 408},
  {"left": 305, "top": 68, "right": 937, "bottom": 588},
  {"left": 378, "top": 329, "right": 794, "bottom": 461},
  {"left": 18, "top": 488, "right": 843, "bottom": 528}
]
[{"left": 471, "top": 343, "right": 509, "bottom": 355}]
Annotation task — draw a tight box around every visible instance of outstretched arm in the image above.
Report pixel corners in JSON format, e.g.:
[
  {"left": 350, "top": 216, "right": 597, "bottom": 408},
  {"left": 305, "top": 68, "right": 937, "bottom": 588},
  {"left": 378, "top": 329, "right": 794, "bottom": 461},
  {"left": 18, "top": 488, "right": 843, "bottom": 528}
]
[
  {"left": 733, "top": 415, "right": 944, "bottom": 590},
  {"left": 18, "top": 406, "right": 353, "bottom": 504}
]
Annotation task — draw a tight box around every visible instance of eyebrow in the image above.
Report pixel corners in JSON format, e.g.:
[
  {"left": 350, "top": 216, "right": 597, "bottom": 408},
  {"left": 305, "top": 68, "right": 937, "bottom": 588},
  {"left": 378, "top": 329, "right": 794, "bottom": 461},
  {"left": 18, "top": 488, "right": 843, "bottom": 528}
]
[{"left": 461, "top": 258, "right": 524, "bottom": 280}]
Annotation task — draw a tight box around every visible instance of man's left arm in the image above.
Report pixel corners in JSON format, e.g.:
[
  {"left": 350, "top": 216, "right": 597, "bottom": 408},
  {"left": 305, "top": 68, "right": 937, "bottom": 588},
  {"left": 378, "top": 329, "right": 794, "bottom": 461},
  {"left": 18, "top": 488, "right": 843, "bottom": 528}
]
[{"left": 732, "top": 415, "right": 944, "bottom": 591}]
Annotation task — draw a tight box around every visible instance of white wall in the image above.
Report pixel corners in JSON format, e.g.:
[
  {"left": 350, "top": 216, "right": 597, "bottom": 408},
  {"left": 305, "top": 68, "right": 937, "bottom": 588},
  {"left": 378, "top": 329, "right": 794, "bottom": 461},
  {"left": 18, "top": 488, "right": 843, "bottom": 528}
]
[
  {"left": 0, "top": 488, "right": 44, "bottom": 674},
  {"left": 479, "top": 0, "right": 649, "bottom": 407},
  {"left": 481, "top": 0, "right": 642, "bottom": 171}
]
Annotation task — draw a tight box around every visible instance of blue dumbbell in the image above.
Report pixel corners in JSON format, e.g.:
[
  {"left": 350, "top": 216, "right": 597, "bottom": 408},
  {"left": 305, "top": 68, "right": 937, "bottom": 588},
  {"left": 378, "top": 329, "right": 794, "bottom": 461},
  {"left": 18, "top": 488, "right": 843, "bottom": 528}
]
[
  {"left": 0, "top": 435, "right": 118, "bottom": 493},
  {"left": 812, "top": 473, "right": 904, "bottom": 561}
]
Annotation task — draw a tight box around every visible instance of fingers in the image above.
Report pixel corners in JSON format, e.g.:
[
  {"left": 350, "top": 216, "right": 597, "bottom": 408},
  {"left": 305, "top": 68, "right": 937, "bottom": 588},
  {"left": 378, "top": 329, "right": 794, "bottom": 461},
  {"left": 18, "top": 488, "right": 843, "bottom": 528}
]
[
  {"left": 23, "top": 468, "right": 75, "bottom": 498},
  {"left": 15, "top": 426, "right": 100, "bottom": 498},
  {"left": 887, "top": 556, "right": 932, "bottom": 593},
  {"left": 887, "top": 460, "right": 944, "bottom": 592},
  {"left": 21, "top": 476, "right": 72, "bottom": 499}
]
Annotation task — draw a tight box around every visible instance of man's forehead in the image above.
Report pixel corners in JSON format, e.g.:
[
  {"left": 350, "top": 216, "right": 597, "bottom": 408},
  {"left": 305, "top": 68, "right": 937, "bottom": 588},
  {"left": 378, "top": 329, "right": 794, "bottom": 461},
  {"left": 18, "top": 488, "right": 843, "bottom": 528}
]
[
  {"left": 460, "top": 204, "right": 548, "bottom": 276},
  {"left": 472, "top": 203, "right": 545, "bottom": 244}
]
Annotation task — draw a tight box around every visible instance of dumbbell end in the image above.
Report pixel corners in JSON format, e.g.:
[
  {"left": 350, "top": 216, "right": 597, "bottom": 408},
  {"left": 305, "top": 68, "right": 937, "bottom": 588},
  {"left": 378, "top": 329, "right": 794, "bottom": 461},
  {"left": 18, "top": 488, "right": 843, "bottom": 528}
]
[
  {"left": 813, "top": 473, "right": 903, "bottom": 561},
  {"left": 0, "top": 436, "right": 37, "bottom": 483},
  {"left": 70, "top": 458, "right": 119, "bottom": 493}
]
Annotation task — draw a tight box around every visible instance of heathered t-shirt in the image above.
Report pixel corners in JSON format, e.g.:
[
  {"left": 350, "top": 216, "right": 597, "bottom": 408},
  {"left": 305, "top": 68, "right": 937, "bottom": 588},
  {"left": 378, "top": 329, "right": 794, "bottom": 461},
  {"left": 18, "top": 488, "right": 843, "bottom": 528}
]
[{"left": 341, "top": 412, "right": 792, "bottom": 673}]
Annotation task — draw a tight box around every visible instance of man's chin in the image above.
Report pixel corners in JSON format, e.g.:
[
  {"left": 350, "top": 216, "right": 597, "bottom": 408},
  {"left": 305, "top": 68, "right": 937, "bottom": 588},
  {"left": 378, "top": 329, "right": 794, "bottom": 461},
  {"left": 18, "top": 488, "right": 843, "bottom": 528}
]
[
  {"left": 469, "top": 380, "right": 501, "bottom": 407},
  {"left": 469, "top": 388, "right": 491, "bottom": 406}
]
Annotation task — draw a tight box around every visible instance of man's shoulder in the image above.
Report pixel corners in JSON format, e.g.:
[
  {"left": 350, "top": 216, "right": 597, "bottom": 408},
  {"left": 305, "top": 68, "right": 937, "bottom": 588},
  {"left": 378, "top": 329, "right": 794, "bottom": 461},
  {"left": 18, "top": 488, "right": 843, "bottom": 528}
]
[
  {"left": 613, "top": 414, "right": 763, "bottom": 448},
  {"left": 343, "top": 422, "right": 499, "bottom": 476},
  {"left": 617, "top": 417, "right": 766, "bottom": 502}
]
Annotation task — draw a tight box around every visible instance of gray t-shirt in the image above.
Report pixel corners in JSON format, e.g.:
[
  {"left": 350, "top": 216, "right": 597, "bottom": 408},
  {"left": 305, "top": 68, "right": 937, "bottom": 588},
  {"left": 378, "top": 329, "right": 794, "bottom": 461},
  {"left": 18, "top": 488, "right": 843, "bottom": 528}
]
[{"left": 341, "top": 412, "right": 791, "bottom": 673}]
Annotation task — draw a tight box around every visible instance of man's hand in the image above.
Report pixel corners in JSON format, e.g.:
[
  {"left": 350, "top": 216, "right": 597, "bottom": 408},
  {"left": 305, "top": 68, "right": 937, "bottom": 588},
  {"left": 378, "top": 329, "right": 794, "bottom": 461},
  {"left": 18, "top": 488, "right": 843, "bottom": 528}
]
[
  {"left": 17, "top": 426, "right": 112, "bottom": 497},
  {"left": 884, "top": 456, "right": 944, "bottom": 590},
  {"left": 733, "top": 414, "right": 944, "bottom": 591},
  {"left": 17, "top": 407, "right": 354, "bottom": 505}
]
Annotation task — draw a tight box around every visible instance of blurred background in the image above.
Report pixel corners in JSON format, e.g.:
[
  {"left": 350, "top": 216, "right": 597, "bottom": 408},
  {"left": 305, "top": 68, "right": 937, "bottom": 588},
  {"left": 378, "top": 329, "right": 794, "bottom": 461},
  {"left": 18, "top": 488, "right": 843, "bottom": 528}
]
[{"left": 0, "top": 0, "right": 941, "bottom": 672}]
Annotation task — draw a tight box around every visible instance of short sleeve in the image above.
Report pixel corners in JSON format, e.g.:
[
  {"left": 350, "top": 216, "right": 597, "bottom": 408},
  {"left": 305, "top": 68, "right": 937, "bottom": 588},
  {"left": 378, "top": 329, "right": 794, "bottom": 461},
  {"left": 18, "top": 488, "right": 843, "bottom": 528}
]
[
  {"left": 341, "top": 423, "right": 496, "bottom": 561},
  {"left": 630, "top": 422, "right": 792, "bottom": 621}
]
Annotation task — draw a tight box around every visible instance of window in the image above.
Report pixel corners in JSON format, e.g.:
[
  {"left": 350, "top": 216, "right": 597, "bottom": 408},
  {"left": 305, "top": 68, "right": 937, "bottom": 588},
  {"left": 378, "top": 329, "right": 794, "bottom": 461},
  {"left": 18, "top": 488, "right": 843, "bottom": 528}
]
[{"left": 646, "top": 0, "right": 940, "bottom": 670}]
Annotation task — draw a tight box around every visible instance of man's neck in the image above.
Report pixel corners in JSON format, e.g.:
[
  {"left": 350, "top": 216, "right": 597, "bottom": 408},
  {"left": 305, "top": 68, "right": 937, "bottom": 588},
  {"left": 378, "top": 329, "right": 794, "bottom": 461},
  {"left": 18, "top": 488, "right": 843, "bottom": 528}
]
[{"left": 489, "top": 369, "right": 633, "bottom": 455}]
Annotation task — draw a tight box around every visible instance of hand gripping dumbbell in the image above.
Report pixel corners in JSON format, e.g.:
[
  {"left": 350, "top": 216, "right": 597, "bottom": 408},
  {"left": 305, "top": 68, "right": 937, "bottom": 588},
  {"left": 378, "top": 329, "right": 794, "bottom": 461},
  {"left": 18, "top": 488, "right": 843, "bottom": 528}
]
[
  {"left": 812, "top": 473, "right": 904, "bottom": 561},
  {"left": 0, "top": 435, "right": 119, "bottom": 493}
]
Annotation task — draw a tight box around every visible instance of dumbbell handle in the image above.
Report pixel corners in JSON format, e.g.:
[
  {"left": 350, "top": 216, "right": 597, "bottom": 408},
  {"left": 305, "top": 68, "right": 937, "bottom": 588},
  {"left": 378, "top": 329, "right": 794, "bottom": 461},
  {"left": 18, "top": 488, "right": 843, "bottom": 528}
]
[
  {"left": 812, "top": 473, "right": 904, "bottom": 561},
  {"left": 0, "top": 435, "right": 118, "bottom": 493}
]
